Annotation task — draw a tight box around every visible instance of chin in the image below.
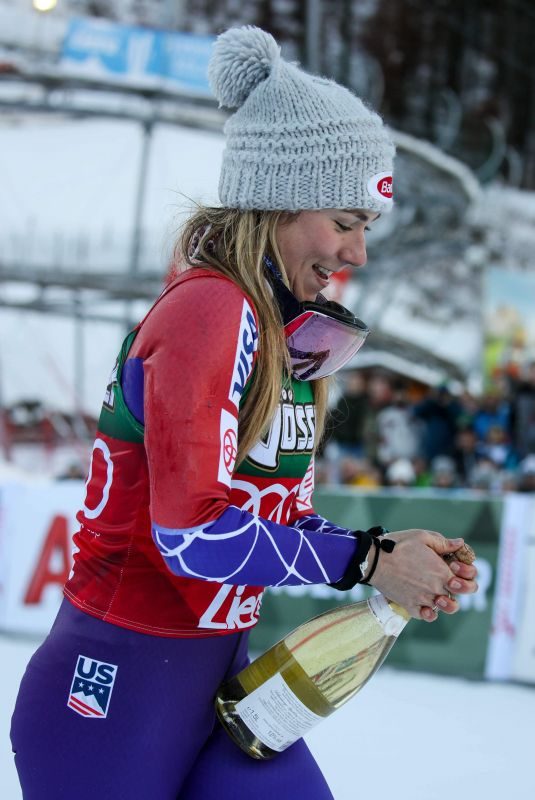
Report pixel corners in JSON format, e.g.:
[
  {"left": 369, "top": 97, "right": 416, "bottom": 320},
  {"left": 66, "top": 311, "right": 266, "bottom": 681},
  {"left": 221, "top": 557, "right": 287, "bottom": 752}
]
[
  {"left": 298, "top": 287, "right": 317, "bottom": 302},
  {"left": 291, "top": 281, "right": 316, "bottom": 302}
]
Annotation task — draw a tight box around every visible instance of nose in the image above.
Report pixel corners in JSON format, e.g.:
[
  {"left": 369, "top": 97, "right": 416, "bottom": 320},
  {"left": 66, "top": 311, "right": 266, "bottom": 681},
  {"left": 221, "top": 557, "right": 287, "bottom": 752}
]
[{"left": 339, "top": 228, "right": 367, "bottom": 269}]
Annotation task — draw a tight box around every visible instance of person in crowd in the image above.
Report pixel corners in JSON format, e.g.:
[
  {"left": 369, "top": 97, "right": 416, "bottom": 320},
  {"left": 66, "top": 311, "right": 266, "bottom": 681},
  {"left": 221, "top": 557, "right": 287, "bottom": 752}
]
[
  {"left": 510, "top": 361, "right": 535, "bottom": 459},
  {"left": 338, "top": 455, "right": 383, "bottom": 488},
  {"left": 468, "top": 456, "right": 501, "bottom": 492},
  {"left": 412, "top": 383, "right": 464, "bottom": 462},
  {"left": 475, "top": 424, "right": 517, "bottom": 472},
  {"left": 429, "top": 455, "right": 459, "bottom": 490},
  {"left": 359, "top": 372, "right": 394, "bottom": 463},
  {"left": 457, "top": 388, "right": 480, "bottom": 428},
  {"left": 10, "top": 27, "right": 477, "bottom": 800},
  {"left": 327, "top": 369, "right": 371, "bottom": 458},
  {"left": 453, "top": 425, "right": 480, "bottom": 484},
  {"left": 516, "top": 455, "right": 535, "bottom": 493},
  {"left": 412, "top": 454, "right": 433, "bottom": 487},
  {"left": 376, "top": 382, "right": 419, "bottom": 467},
  {"left": 385, "top": 458, "right": 416, "bottom": 488},
  {"left": 472, "top": 390, "right": 512, "bottom": 445},
  {"left": 495, "top": 469, "right": 518, "bottom": 493}
]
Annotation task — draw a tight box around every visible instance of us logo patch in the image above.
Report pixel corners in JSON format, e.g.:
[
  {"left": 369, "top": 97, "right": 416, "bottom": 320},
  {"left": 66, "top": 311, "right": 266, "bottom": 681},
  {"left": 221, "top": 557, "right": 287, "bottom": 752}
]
[{"left": 67, "top": 654, "right": 118, "bottom": 719}]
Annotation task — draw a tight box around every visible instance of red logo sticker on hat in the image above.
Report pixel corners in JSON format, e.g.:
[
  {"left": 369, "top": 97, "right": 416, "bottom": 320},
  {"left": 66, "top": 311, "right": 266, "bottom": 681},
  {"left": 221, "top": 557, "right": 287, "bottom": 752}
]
[{"left": 367, "top": 172, "right": 393, "bottom": 206}]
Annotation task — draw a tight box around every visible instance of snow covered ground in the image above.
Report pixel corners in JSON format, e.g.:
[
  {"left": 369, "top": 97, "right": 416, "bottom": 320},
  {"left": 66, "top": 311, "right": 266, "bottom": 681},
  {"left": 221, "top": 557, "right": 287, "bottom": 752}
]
[{"left": 2, "top": 632, "right": 534, "bottom": 800}]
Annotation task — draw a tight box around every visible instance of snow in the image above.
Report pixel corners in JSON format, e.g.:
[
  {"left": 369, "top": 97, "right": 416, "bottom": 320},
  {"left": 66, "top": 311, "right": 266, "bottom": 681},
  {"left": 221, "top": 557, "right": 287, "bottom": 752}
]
[
  {"left": 2, "top": 112, "right": 535, "bottom": 417},
  {"left": 1, "top": 633, "right": 534, "bottom": 799},
  {"left": 308, "top": 669, "right": 535, "bottom": 800},
  {"left": 392, "top": 129, "right": 480, "bottom": 203},
  {"left": 0, "top": 117, "right": 222, "bottom": 259},
  {"left": 0, "top": 117, "right": 224, "bottom": 415}
]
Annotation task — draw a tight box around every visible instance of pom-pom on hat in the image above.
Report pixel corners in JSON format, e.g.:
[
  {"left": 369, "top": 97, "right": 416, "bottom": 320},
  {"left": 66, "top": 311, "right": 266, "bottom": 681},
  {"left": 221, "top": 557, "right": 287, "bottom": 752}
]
[{"left": 208, "top": 26, "right": 395, "bottom": 213}]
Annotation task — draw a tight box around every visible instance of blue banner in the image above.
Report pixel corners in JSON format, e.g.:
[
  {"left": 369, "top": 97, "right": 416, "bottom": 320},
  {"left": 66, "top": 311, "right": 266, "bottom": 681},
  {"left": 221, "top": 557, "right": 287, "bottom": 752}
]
[
  {"left": 157, "top": 31, "right": 215, "bottom": 94},
  {"left": 61, "top": 18, "right": 214, "bottom": 97}
]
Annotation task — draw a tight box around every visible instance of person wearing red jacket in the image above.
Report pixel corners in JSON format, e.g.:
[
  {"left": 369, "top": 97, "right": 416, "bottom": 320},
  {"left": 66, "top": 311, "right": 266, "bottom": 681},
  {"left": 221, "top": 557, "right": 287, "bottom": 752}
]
[{"left": 11, "top": 26, "right": 477, "bottom": 800}]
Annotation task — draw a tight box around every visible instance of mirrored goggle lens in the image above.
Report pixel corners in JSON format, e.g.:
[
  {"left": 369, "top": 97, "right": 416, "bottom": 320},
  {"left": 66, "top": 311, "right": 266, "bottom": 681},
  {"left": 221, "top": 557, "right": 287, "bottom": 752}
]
[{"left": 285, "top": 311, "right": 369, "bottom": 380}]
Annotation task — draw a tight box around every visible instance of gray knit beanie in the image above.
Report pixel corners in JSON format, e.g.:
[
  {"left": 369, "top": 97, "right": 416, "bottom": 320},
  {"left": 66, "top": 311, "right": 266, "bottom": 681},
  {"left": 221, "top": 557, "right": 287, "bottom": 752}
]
[{"left": 208, "top": 26, "right": 395, "bottom": 212}]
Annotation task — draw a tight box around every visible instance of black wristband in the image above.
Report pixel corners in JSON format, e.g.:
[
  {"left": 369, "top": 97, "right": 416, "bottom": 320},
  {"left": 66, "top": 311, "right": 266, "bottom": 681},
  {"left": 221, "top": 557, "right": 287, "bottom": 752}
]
[
  {"left": 327, "top": 529, "right": 373, "bottom": 591},
  {"left": 328, "top": 526, "right": 390, "bottom": 592},
  {"left": 361, "top": 537, "right": 396, "bottom": 585}
]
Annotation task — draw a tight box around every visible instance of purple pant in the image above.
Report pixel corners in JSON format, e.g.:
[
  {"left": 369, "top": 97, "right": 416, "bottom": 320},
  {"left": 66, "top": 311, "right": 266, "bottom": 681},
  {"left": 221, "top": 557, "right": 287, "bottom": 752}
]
[{"left": 11, "top": 600, "right": 334, "bottom": 800}]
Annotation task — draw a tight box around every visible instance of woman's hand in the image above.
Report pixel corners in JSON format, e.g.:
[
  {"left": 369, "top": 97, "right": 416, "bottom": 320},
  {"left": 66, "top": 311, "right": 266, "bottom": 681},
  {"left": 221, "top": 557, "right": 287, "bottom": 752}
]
[{"left": 366, "top": 530, "right": 478, "bottom": 622}]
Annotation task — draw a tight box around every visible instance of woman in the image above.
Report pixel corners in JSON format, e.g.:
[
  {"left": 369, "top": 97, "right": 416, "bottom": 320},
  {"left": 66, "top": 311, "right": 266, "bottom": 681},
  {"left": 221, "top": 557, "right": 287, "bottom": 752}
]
[{"left": 11, "top": 26, "right": 477, "bottom": 800}]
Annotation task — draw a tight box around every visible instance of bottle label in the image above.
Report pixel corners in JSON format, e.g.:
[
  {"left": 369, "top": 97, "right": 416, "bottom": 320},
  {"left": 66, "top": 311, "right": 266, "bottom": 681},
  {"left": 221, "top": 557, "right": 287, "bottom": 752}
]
[
  {"left": 368, "top": 594, "right": 407, "bottom": 637},
  {"left": 234, "top": 672, "right": 323, "bottom": 752}
]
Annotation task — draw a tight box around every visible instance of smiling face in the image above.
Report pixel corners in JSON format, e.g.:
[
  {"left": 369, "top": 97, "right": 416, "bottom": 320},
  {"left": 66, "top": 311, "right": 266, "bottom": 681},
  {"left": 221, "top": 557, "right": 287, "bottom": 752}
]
[{"left": 275, "top": 209, "right": 379, "bottom": 302}]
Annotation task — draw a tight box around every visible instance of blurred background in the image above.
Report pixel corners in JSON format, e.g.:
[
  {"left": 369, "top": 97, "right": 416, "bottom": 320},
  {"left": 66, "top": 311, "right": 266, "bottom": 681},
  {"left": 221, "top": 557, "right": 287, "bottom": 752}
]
[{"left": 1, "top": 2, "right": 534, "bottom": 799}]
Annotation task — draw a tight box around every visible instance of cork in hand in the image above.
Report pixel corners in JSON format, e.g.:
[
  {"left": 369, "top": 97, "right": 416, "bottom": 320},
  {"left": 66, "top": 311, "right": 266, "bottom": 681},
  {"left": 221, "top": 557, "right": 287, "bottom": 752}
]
[{"left": 444, "top": 543, "right": 476, "bottom": 565}]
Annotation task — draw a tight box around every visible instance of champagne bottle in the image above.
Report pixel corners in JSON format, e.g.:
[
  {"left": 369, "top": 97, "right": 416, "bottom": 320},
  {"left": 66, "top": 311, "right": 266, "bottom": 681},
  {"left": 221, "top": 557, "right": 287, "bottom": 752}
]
[
  {"left": 215, "top": 543, "right": 476, "bottom": 760},
  {"left": 215, "top": 594, "right": 410, "bottom": 760}
]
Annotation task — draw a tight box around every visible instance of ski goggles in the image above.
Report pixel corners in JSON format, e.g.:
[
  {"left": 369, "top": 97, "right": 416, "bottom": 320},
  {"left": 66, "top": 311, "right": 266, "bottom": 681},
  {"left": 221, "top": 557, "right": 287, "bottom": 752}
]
[{"left": 284, "top": 299, "right": 369, "bottom": 381}]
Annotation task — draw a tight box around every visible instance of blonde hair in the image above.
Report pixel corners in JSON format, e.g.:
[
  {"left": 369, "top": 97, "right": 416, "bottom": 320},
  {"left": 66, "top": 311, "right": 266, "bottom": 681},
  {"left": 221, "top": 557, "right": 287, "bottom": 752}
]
[{"left": 177, "top": 207, "right": 329, "bottom": 465}]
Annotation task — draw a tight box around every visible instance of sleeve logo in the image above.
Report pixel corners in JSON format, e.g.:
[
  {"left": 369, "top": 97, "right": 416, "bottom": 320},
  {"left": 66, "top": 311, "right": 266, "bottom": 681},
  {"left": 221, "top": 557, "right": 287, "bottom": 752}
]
[
  {"left": 229, "top": 300, "right": 258, "bottom": 409},
  {"left": 218, "top": 409, "right": 238, "bottom": 486}
]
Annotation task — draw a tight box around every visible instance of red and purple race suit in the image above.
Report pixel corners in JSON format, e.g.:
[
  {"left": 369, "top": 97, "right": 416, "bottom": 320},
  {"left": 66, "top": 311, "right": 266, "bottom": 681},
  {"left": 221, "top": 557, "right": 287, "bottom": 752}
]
[{"left": 64, "top": 269, "right": 358, "bottom": 637}]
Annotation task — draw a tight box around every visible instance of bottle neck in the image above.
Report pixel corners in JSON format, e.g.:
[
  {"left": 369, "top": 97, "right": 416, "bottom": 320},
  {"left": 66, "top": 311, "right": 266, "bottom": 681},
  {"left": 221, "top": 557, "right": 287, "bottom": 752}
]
[
  {"left": 387, "top": 601, "right": 412, "bottom": 622},
  {"left": 368, "top": 594, "right": 411, "bottom": 637}
]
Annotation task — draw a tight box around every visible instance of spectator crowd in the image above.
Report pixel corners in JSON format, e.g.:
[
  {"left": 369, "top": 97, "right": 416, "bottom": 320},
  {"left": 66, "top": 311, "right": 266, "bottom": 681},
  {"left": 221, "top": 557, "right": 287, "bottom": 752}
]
[{"left": 319, "top": 363, "right": 535, "bottom": 493}]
